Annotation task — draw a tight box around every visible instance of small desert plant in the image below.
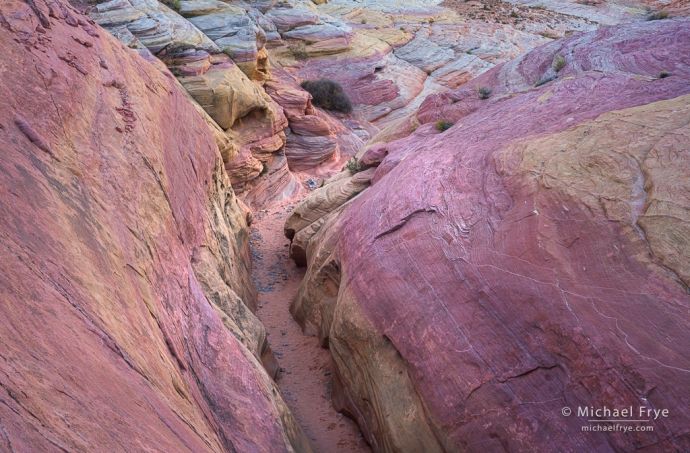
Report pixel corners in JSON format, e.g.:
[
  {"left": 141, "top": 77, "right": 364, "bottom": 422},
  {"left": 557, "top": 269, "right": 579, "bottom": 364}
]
[
  {"left": 260, "top": 162, "right": 269, "bottom": 176},
  {"left": 511, "top": 10, "right": 519, "bottom": 17},
  {"left": 223, "top": 48, "right": 235, "bottom": 59},
  {"left": 428, "top": 18, "right": 435, "bottom": 24},
  {"left": 435, "top": 120, "right": 453, "bottom": 132},
  {"left": 540, "top": 32, "right": 558, "bottom": 39},
  {"left": 466, "top": 49, "right": 472, "bottom": 54},
  {"left": 426, "top": 69, "right": 433, "bottom": 75},
  {"left": 361, "top": 18, "right": 367, "bottom": 24},
  {"left": 344, "top": 157, "right": 363, "bottom": 174},
  {"left": 659, "top": 71, "right": 670, "bottom": 79},
  {"left": 160, "top": 0, "right": 181, "bottom": 10},
  {"left": 400, "top": 25, "right": 406, "bottom": 30},
  {"left": 553, "top": 55, "right": 565, "bottom": 72},
  {"left": 534, "top": 3, "right": 546, "bottom": 9},
  {"left": 171, "top": 68, "right": 182, "bottom": 77},
  {"left": 300, "top": 79, "right": 353, "bottom": 113},
  {"left": 647, "top": 10, "right": 669, "bottom": 20},
  {"left": 288, "top": 42, "right": 309, "bottom": 60},
  {"left": 476, "top": 85, "right": 492, "bottom": 100}
]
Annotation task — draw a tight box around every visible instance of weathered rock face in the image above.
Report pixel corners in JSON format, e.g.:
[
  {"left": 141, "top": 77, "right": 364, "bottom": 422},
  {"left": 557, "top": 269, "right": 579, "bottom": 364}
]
[
  {"left": 90, "top": 0, "right": 220, "bottom": 53},
  {"left": 274, "top": 0, "right": 559, "bottom": 139},
  {"left": 288, "top": 20, "right": 690, "bottom": 452},
  {"left": 502, "top": 0, "right": 674, "bottom": 25},
  {"left": 0, "top": 1, "right": 311, "bottom": 451}
]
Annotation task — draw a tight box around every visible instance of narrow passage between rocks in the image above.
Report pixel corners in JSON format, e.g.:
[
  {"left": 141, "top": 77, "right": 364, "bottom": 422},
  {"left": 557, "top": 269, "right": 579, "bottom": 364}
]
[{"left": 250, "top": 197, "right": 372, "bottom": 453}]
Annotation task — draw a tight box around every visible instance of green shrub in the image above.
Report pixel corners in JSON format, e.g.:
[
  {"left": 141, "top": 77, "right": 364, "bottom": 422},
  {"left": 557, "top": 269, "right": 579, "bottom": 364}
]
[
  {"left": 435, "top": 120, "right": 453, "bottom": 132},
  {"left": 476, "top": 85, "right": 492, "bottom": 100},
  {"left": 534, "top": 3, "right": 546, "bottom": 9},
  {"left": 511, "top": 10, "right": 519, "bottom": 17},
  {"left": 647, "top": 10, "right": 669, "bottom": 20},
  {"left": 361, "top": 18, "right": 367, "bottom": 24},
  {"left": 659, "top": 71, "right": 670, "bottom": 79},
  {"left": 301, "top": 79, "right": 353, "bottom": 113},
  {"left": 288, "top": 42, "right": 309, "bottom": 60},
  {"left": 344, "top": 157, "right": 363, "bottom": 174},
  {"left": 553, "top": 55, "right": 565, "bottom": 72},
  {"left": 260, "top": 162, "right": 269, "bottom": 176},
  {"left": 160, "top": 0, "right": 180, "bottom": 10}
]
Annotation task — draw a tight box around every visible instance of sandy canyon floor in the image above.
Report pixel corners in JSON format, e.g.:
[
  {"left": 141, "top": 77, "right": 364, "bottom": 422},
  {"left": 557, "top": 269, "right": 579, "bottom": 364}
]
[{"left": 250, "top": 196, "right": 372, "bottom": 453}]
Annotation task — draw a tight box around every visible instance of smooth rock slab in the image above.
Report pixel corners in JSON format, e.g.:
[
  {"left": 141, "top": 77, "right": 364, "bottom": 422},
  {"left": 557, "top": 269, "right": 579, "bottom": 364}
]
[
  {"left": 289, "top": 20, "right": 690, "bottom": 452},
  {"left": 180, "top": 65, "right": 270, "bottom": 129},
  {"left": 92, "top": 0, "right": 220, "bottom": 54},
  {"left": 0, "top": 1, "right": 312, "bottom": 452}
]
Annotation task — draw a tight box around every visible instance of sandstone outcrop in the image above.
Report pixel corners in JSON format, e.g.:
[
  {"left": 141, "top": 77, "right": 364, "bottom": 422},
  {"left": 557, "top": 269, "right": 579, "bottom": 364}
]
[
  {"left": 287, "top": 20, "right": 690, "bottom": 452},
  {"left": 275, "top": 0, "right": 557, "bottom": 138},
  {"left": 90, "top": 0, "right": 220, "bottom": 53},
  {"left": 89, "top": 0, "right": 366, "bottom": 210},
  {"left": 0, "top": 1, "right": 311, "bottom": 451}
]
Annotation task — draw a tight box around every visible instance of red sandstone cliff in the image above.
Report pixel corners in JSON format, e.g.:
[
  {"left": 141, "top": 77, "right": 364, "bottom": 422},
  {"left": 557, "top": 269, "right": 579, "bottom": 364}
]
[{"left": 0, "top": 1, "right": 311, "bottom": 451}]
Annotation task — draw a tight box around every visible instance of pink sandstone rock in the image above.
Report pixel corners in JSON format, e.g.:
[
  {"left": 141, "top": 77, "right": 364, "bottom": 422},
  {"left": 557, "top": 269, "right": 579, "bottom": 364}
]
[
  {"left": 0, "top": 1, "right": 311, "bottom": 451},
  {"left": 289, "top": 19, "right": 690, "bottom": 452},
  {"left": 264, "top": 71, "right": 363, "bottom": 172}
]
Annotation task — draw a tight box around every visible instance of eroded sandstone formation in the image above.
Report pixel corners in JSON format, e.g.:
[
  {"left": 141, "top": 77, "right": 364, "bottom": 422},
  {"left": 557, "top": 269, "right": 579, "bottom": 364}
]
[
  {"left": 0, "top": 1, "right": 311, "bottom": 451},
  {"left": 288, "top": 19, "right": 690, "bottom": 452}
]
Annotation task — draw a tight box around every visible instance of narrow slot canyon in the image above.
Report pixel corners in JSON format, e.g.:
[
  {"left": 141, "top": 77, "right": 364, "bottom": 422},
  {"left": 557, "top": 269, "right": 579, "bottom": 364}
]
[
  {"left": 250, "top": 197, "right": 372, "bottom": 453},
  {"left": 2, "top": 0, "right": 690, "bottom": 452}
]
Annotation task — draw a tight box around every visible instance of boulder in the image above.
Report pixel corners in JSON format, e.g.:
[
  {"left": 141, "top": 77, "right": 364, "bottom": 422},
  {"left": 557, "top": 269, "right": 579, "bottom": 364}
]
[
  {"left": 187, "top": 9, "right": 254, "bottom": 41},
  {"left": 91, "top": 0, "right": 220, "bottom": 54},
  {"left": 178, "top": 0, "right": 237, "bottom": 17},
  {"left": 288, "top": 20, "right": 690, "bottom": 452},
  {"left": 285, "top": 130, "right": 339, "bottom": 171},
  {"left": 265, "top": 4, "right": 320, "bottom": 32},
  {"left": 180, "top": 65, "right": 270, "bottom": 129}
]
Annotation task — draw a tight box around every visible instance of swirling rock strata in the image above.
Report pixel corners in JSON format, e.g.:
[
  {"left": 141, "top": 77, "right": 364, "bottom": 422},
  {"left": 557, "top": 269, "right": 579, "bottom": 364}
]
[
  {"left": 0, "top": 1, "right": 311, "bottom": 451},
  {"left": 288, "top": 20, "right": 690, "bottom": 452}
]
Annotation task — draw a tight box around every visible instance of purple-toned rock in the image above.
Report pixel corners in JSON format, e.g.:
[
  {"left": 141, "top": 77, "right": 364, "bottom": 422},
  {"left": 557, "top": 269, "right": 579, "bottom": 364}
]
[
  {"left": 265, "top": 3, "right": 319, "bottom": 32},
  {"left": 0, "top": 1, "right": 312, "bottom": 451},
  {"left": 288, "top": 20, "right": 690, "bottom": 452}
]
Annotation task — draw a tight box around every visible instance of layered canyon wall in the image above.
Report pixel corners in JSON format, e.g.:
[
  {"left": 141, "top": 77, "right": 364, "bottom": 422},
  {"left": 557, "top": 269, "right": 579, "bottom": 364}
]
[
  {"left": 288, "top": 19, "right": 690, "bottom": 452},
  {"left": 0, "top": 1, "right": 311, "bottom": 451},
  {"left": 1, "top": 0, "right": 689, "bottom": 451}
]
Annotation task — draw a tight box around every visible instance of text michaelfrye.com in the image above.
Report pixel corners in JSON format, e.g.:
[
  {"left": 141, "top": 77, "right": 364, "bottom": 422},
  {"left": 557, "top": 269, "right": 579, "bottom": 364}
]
[{"left": 561, "top": 405, "right": 669, "bottom": 433}]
